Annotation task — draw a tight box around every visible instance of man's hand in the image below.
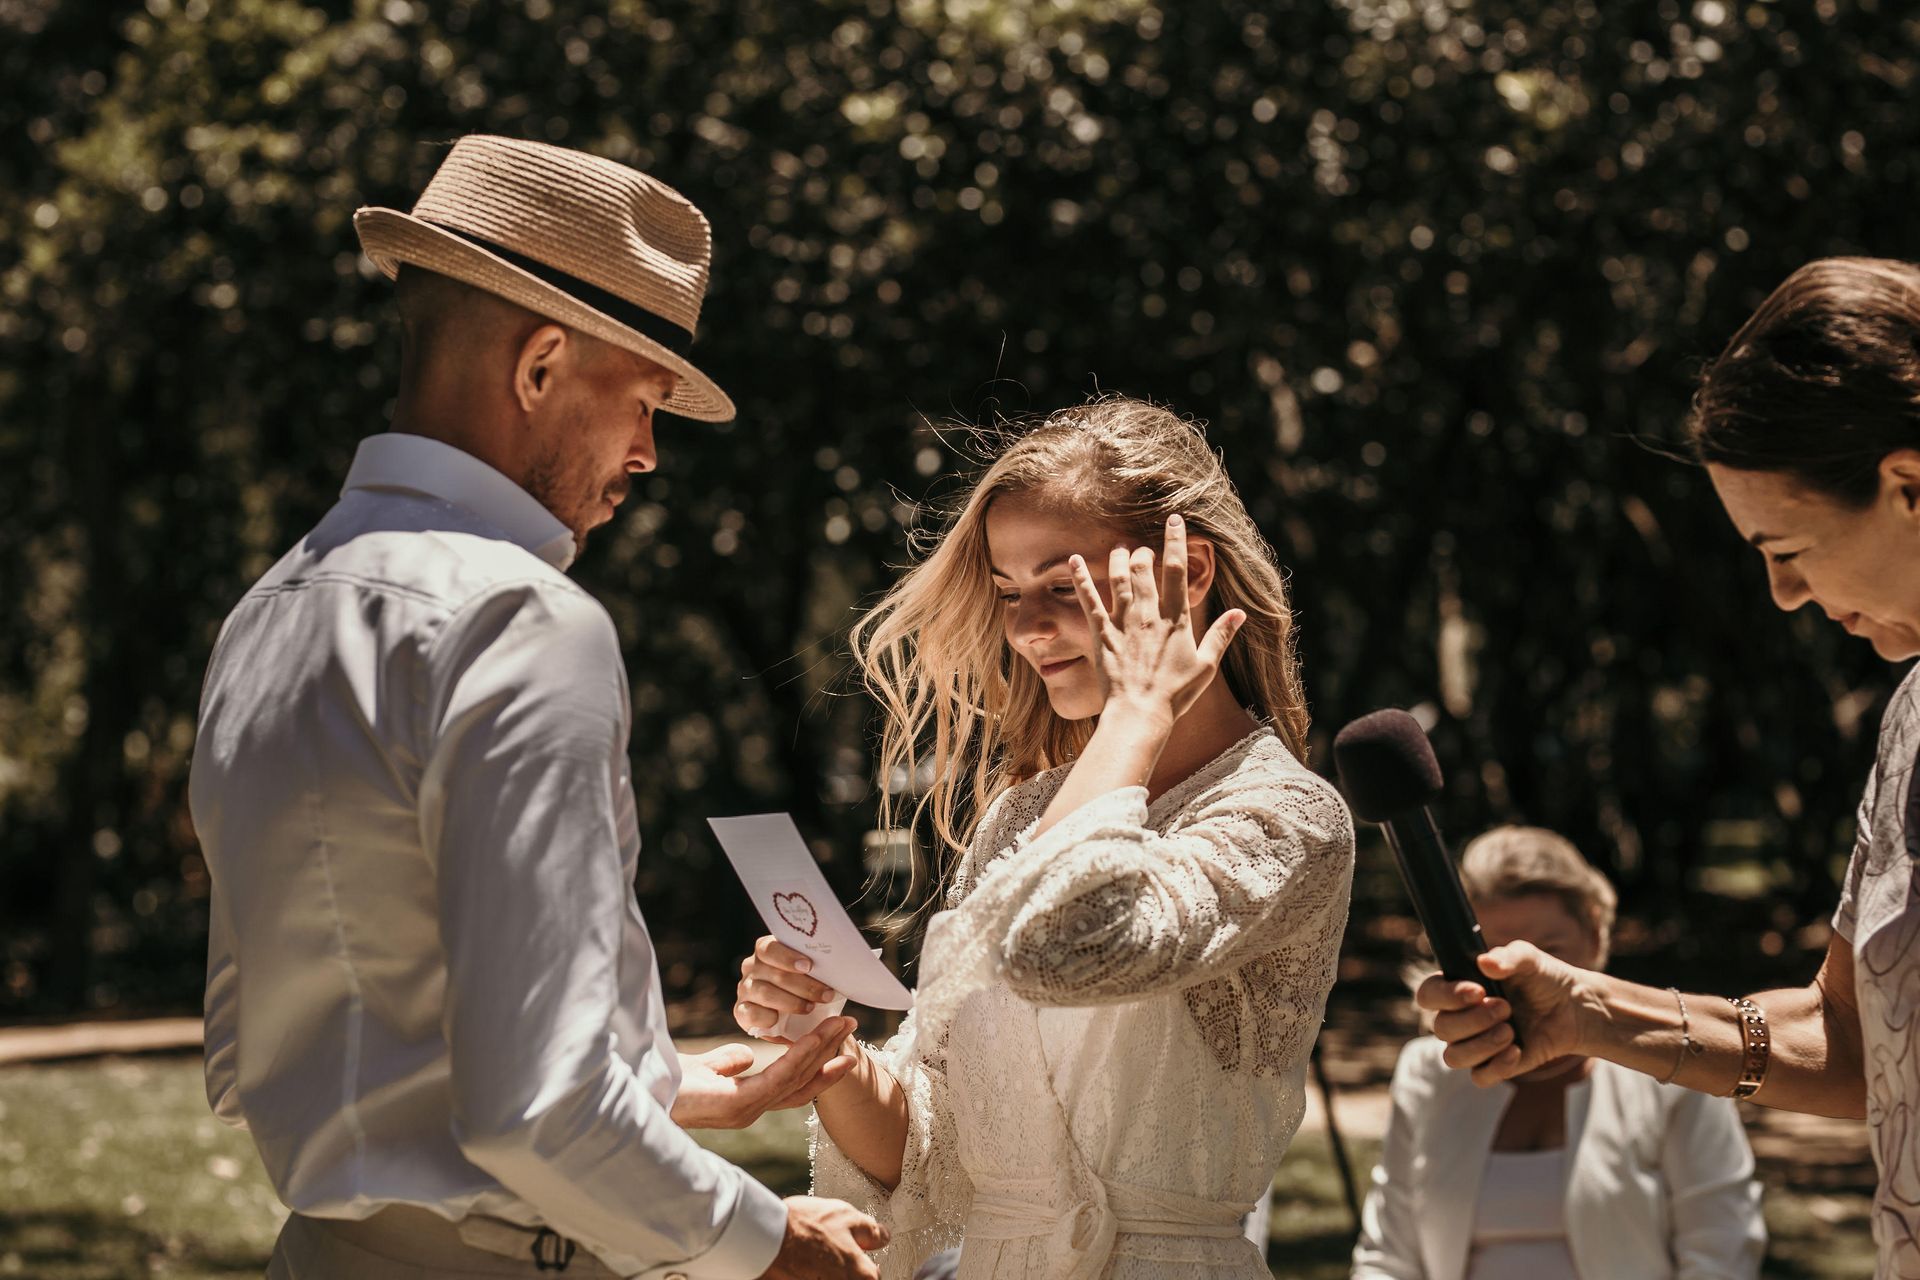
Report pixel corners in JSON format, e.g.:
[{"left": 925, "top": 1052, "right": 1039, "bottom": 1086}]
[
  {"left": 762, "top": 1197, "right": 888, "bottom": 1280},
  {"left": 1413, "top": 942, "right": 1592, "bottom": 1085},
  {"left": 670, "top": 1018, "right": 859, "bottom": 1130}
]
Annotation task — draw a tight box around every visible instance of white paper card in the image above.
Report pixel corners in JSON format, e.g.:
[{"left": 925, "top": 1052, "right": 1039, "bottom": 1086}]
[
  {"left": 769, "top": 991, "right": 850, "bottom": 1041},
  {"left": 708, "top": 813, "right": 915, "bottom": 1021}
]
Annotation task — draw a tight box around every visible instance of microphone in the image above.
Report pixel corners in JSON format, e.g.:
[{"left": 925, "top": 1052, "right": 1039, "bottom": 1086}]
[{"left": 1333, "top": 709, "right": 1505, "bottom": 1001}]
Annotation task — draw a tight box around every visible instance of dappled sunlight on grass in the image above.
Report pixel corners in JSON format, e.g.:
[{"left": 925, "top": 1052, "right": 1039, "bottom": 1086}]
[
  {"left": 0, "top": 1057, "right": 283, "bottom": 1278},
  {"left": 0, "top": 1056, "right": 1879, "bottom": 1279}
]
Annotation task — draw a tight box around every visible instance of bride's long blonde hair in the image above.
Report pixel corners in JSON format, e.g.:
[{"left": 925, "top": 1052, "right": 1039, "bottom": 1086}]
[{"left": 851, "top": 396, "right": 1311, "bottom": 863}]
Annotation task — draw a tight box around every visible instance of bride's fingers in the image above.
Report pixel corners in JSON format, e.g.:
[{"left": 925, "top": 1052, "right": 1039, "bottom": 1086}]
[
  {"left": 740, "top": 977, "right": 818, "bottom": 1015},
  {"left": 1107, "top": 546, "right": 1133, "bottom": 624},
  {"left": 1159, "top": 514, "right": 1188, "bottom": 621},
  {"left": 742, "top": 963, "right": 837, "bottom": 1007},
  {"left": 1194, "top": 608, "right": 1247, "bottom": 669},
  {"left": 1128, "top": 544, "right": 1160, "bottom": 623},
  {"left": 1068, "top": 554, "right": 1110, "bottom": 631},
  {"left": 734, "top": 998, "right": 782, "bottom": 1032},
  {"left": 753, "top": 935, "right": 814, "bottom": 972},
  {"left": 743, "top": 941, "right": 838, "bottom": 1005}
]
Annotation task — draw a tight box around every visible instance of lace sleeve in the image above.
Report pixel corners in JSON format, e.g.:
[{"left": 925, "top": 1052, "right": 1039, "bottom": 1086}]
[
  {"left": 993, "top": 766, "right": 1352, "bottom": 1003},
  {"left": 809, "top": 1012, "right": 970, "bottom": 1280},
  {"left": 907, "top": 745, "right": 1354, "bottom": 1075}
]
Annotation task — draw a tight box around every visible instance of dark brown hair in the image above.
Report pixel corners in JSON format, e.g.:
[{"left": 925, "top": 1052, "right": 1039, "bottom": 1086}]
[{"left": 1688, "top": 257, "right": 1920, "bottom": 507}]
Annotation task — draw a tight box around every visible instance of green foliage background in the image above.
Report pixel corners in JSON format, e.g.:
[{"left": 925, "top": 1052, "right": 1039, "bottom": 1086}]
[{"left": 3, "top": 0, "right": 1915, "bottom": 1015}]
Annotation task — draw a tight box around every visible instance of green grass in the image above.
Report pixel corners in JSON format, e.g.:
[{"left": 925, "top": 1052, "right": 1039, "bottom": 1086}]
[
  {"left": 1264, "top": 1131, "right": 1379, "bottom": 1279},
  {"left": 0, "top": 1057, "right": 1879, "bottom": 1279},
  {"left": 0, "top": 1058, "right": 281, "bottom": 1279}
]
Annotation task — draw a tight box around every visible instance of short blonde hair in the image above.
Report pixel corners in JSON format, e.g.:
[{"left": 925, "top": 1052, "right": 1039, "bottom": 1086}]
[{"left": 1460, "top": 826, "right": 1618, "bottom": 961}]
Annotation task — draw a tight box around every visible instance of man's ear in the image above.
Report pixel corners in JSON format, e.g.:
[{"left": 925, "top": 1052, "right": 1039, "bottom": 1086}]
[
  {"left": 512, "top": 323, "right": 571, "bottom": 414},
  {"left": 1185, "top": 536, "right": 1217, "bottom": 609}
]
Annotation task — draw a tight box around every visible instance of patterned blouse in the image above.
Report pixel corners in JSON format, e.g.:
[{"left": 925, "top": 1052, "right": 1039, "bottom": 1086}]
[{"left": 1834, "top": 665, "right": 1920, "bottom": 1278}]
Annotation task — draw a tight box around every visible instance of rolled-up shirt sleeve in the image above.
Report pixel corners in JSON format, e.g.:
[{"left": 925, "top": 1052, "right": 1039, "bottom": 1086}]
[{"left": 419, "top": 580, "right": 785, "bottom": 1279}]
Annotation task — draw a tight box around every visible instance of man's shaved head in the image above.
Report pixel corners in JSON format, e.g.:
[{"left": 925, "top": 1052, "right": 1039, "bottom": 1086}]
[
  {"left": 397, "top": 266, "right": 530, "bottom": 368},
  {"left": 385, "top": 264, "right": 677, "bottom": 555}
]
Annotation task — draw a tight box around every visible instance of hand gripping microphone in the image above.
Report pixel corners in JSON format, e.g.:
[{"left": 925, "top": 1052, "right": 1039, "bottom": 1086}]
[{"left": 1332, "top": 709, "right": 1505, "bottom": 1001}]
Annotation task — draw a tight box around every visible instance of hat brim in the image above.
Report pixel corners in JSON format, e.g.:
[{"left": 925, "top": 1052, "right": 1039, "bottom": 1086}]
[{"left": 354, "top": 207, "right": 736, "bottom": 423}]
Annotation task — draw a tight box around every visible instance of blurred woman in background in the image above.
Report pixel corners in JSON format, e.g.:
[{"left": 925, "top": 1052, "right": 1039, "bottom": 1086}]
[
  {"left": 734, "top": 397, "right": 1356, "bottom": 1280},
  {"left": 1418, "top": 257, "right": 1920, "bottom": 1280},
  {"left": 1353, "top": 826, "right": 1764, "bottom": 1280}
]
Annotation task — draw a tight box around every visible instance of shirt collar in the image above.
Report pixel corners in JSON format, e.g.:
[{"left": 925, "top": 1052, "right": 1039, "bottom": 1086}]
[{"left": 342, "top": 433, "right": 578, "bottom": 571}]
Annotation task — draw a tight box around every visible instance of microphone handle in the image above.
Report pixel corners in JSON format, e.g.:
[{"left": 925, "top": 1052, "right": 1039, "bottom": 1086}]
[{"left": 1381, "top": 808, "right": 1506, "bottom": 1001}]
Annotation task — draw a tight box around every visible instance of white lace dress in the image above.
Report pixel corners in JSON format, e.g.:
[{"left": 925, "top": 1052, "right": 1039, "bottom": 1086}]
[{"left": 812, "top": 728, "right": 1355, "bottom": 1280}]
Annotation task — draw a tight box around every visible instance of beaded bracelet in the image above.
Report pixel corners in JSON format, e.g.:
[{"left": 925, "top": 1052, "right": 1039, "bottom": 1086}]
[{"left": 1727, "top": 996, "right": 1771, "bottom": 1100}]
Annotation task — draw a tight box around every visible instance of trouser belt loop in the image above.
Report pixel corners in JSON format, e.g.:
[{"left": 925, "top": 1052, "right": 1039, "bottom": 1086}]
[{"left": 531, "top": 1227, "right": 577, "bottom": 1272}]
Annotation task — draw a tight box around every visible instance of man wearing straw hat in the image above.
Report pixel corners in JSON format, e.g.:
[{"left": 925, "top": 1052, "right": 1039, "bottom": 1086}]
[{"left": 189, "top": 136, "right": 887, "bottom": 1280}]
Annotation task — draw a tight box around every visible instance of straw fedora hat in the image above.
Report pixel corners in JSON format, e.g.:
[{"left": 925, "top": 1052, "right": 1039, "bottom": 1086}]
[{"left": 354, "top": 135, "right": 734, "bottom": 422}]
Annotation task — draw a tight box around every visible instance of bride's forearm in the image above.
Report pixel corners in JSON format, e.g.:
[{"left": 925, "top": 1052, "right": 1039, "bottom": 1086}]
[
  {"left": 813, "top": 1041, "right": 910, "bottom": 1191},
  {"left": 1032, "top": 702, "right": 1171, "bottom": 839}
]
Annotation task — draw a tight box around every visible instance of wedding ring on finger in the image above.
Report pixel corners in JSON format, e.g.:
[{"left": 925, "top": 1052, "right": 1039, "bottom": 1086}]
[{"left": 1108, "top": 546, "right": 1133, "bottom": 615}]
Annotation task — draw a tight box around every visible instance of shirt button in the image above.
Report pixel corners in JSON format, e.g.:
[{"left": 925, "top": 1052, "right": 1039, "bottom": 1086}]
[{"left": 664, "top": 1273, "right": 687, "bottom": 1280}]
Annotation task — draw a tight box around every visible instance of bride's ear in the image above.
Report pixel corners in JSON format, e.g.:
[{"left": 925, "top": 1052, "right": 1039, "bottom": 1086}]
[{"left": 1185, "top": 537, "right": 1217, "bottom": 609}]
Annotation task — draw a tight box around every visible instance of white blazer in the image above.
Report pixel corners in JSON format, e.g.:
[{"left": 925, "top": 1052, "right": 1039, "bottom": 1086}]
[{"left": 1351, "top": 1037, "right": 1765, "bottom": 1280}]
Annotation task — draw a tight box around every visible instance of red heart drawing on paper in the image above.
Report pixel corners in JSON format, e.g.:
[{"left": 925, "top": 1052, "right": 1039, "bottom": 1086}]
[{"left": 772, "top": 892, "right": 819, "bottom": 938}]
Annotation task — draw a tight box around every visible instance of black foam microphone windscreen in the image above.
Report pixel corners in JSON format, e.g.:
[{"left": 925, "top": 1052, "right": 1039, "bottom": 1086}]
[
  {"left": 1333, "top": 709, "right": 1506, "bottom": 1000},
  {"left": 1331, "top": 708, "right": 1444, "bottom": 823}
]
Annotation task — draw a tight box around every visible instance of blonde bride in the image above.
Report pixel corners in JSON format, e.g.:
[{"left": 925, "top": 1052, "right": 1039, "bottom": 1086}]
[{"left": 736, "top": 398, "right": 1355, "bottom": 1280}]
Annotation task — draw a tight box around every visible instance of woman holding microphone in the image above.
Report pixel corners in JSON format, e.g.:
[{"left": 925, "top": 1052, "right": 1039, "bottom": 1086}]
[{"left": 1419, "top": 257, "right": 1920, "bottom": 1279}]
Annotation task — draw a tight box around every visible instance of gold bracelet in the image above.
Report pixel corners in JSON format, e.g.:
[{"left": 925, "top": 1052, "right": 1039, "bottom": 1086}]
[
  {"left": 1727, "top": 996, "right": 1770, "bottom": 1100},
  {"left": 1659, "top": 987, "right": 1702, "bottom": 1084}
]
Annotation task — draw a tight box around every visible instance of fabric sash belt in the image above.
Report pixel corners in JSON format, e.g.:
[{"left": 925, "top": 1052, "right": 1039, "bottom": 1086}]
[{"left": 967, "top": 1175, "right": 1254, "bottom": 1280}]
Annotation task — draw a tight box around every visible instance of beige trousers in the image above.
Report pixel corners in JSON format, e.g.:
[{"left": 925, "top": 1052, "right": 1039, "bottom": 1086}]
[{"left": 267, "top": 1205, "right": 624, "bottom": 1280}]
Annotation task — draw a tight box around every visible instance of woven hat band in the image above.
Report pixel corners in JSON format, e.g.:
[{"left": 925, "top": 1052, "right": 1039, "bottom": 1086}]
[{"left": 425, "top": 220, "right": 694, "bottom": 357}]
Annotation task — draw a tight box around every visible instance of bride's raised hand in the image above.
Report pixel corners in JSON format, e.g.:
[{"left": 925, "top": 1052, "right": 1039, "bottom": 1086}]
[{"left": 1068, "top": 513, "right": 1246, "bottom": 726}]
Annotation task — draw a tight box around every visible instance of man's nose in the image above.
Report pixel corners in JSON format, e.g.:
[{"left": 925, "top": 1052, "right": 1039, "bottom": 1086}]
[{"left": 628, "top": 417, "right": 657, "bottom": 474}]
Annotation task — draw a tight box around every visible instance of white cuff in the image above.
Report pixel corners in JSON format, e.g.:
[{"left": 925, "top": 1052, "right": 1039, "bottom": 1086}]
[{"left": 632, "top": 1173, "right": 786, "bottom": 1280}]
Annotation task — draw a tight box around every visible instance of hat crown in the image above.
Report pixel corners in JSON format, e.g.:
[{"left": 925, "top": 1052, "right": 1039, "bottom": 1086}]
[
  {"left": 352, "top": 134, "right": 736, "bottom": 420},
  {"left": 410, "top": 135, "right": 712, "bottom": 335}
]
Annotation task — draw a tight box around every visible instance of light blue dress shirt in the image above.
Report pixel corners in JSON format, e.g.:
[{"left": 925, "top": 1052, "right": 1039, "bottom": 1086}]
[{"left": 190, "top": 432, "right": 786, "bottom": 1278}]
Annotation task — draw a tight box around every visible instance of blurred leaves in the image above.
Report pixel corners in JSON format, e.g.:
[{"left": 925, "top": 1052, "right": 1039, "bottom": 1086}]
[{"left": 2, "top": 0, "right": 1916, "bottom": 1014}]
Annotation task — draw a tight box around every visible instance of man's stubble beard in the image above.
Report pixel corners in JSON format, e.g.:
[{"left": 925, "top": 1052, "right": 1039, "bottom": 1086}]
[
  {"left": 521, "top": 438, "right": 606, "bottom": 552},
  {"left": 523, "top": 396, "right": 635, "bottom": 550}
]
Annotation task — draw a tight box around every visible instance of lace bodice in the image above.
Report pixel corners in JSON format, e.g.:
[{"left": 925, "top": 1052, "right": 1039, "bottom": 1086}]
[{"left": 812, "top": 728, "right": 1356, "bottom": 1280}]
